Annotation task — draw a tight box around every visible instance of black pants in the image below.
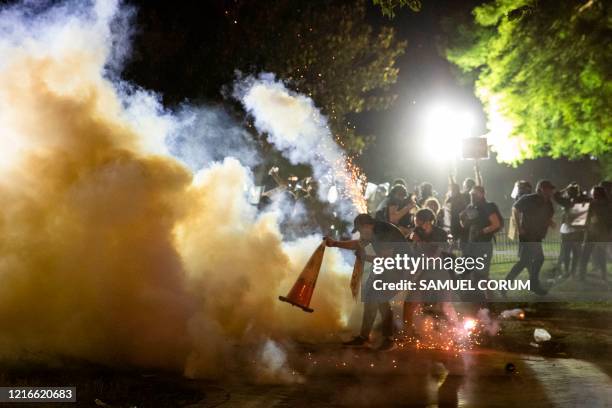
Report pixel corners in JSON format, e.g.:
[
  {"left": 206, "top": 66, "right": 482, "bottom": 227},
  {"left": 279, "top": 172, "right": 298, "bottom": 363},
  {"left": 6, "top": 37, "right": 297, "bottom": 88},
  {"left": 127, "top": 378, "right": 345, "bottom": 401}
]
[
  {"left": 506, "top": 241, "right": 545, "bottom": 291},
  {"left": 557, "top": 231, "right": 583, "bottom": 276},
  {"left": 580, "top": 242, "right": 608, "bottom": 280}
]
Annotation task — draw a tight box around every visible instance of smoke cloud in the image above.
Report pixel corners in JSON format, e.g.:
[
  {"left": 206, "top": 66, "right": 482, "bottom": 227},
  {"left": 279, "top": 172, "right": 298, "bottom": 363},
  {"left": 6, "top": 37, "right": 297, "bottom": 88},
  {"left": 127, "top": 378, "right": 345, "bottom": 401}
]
[
  {"left": 0, "top": 0, "right": 354, "bottom": 379},
  {"left": 235, "top": 74, "right": 367, "bottom": 215},
  {"left": 167, "top": 105, "right": 261, "bottom": 172}
]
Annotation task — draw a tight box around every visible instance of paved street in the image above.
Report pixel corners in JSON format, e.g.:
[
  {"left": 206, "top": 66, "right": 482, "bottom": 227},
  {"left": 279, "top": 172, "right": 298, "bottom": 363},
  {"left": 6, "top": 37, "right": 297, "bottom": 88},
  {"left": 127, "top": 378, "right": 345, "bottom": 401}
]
[{"left": 191, "top": 347, "right": 612, "bottom": 407}]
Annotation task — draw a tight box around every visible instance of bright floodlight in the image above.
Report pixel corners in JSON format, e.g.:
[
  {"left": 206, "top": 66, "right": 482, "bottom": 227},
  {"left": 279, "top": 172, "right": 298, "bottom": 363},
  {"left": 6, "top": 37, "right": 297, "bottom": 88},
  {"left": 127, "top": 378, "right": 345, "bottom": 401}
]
[{"left": 422, "top": 105, "right": 474, "bottom": 161}]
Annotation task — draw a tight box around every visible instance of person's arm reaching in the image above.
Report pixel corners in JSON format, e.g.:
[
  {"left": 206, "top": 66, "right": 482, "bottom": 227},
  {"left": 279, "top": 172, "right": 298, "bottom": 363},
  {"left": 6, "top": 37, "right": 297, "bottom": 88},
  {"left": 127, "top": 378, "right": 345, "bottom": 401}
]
[
  {"left": 553, "top": 190, "right": 571, "bottom": 208},
  {"left": 325, "top": 237, "right": 376, "bottom": 262},
  {"left": 474, "top": 163, "right": 483, "bottom": 187},
  {"left": 324, "top": 237, "right": 360, "bottom": 250}
]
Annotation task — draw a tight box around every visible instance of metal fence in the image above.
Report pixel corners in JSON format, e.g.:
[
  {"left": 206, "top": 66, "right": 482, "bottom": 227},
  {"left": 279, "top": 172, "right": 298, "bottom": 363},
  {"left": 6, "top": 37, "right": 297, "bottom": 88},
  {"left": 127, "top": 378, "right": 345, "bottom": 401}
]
[{"left": 490, "top": 217, "right": 561, "bottom": 265}]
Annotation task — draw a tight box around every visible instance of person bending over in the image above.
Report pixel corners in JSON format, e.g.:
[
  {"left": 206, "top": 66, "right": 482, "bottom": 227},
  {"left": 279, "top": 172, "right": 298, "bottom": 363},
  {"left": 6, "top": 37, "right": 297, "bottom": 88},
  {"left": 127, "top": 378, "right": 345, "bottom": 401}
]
[
  {"left": 325, "top": 214, "right": 407, "bottom": 352},
  {"left": 404, "top": 209, "right": 450, "bottom": 336}
]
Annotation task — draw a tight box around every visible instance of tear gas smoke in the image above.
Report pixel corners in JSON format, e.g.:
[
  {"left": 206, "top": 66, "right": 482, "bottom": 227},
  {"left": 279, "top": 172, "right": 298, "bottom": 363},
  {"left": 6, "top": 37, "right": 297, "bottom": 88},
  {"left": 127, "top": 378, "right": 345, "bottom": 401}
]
[
  {"left": 0, "top": 0, "right": 353, "bottom": 380},
  {"left": 235, "top": 74, "right": 367, "bottom": 216},
  {"left": 256, "top": 339, "right": 304, "bottom": 384},
  {"left": 167, "top": 105, "right": 261, "bottom": 172}
]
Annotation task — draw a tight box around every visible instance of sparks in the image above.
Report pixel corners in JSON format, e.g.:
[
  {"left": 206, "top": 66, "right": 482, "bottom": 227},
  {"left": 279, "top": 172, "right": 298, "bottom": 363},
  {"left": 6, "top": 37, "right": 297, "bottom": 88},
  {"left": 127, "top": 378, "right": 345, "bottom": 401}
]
[{"left": 463, "top": 318, "right": 477, "bottom": 332}]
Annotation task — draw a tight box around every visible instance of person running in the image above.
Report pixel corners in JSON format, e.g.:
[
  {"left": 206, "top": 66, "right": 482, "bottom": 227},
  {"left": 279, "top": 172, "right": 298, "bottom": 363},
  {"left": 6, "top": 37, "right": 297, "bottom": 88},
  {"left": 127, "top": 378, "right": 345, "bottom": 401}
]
[
  {"left": 460, "top": 185, "right": 503, "bottom": 302},
  {"left": 504, "top": 180, "right": 556, "bottom": 295},
  {"left": 325, "top": 214, "right": 407, "bottom": 351},
  {"left": 579, "top": 186, "right": 611, "bottom": 283},
  {"left": 508, "top": 180, "right": 533, "bottom": 241}
]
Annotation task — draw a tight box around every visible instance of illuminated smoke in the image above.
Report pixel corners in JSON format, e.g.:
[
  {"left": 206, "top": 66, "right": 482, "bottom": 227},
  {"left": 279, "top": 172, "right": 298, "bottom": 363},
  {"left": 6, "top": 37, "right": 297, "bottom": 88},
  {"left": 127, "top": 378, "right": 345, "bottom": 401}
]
[
  {"left": 167, "top": 105, "right": 261, "bottom": 172},
  {"left": 234, "top": 74, "right": 367, "bottom": 216},
  {"left": 256, "top": 339, "right": 304, "bottom": 384},
  {"left": 0, "top": 0, "right": 354, "bottom": 378}
]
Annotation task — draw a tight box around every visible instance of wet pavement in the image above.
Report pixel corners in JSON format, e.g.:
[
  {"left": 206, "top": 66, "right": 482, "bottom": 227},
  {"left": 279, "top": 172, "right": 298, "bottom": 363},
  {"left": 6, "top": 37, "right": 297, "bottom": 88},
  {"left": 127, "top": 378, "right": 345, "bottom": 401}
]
[{"left": 190, "top": 346, "right": 612, "bottom": 408}]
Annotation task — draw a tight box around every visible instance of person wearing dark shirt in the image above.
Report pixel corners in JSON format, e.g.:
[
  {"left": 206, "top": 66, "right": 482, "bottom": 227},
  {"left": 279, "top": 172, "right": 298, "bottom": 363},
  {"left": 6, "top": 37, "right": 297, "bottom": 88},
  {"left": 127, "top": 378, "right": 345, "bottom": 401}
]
[
  {"left": 460, "top": 186, "right": 502, "bottom": 302},
  {"left": 444, "top": 178, "right": 468, "bottom": 249},
  {"left": 376, "top": 184, "right": 415, "bottom": 237},
  {"left": 504, "top": 180, "right": 556, "bottom": 295},
  {"left": 553, "top": 183, "right": 588, "bottom": 278},
  {"left": 325, "top": 214, "right": 406, "bottom": 352},
  {"left": 579, "top": 186, "right": 611, "bottom": 282},
  {"left": 404, "top": 209, "right": 450, "bottom": 335},
  {"left": 508, "top": 180, "right": 533, "bottom": 242},
  {"left": 411, "top": 209, "right": 449, "bottom": 255}
]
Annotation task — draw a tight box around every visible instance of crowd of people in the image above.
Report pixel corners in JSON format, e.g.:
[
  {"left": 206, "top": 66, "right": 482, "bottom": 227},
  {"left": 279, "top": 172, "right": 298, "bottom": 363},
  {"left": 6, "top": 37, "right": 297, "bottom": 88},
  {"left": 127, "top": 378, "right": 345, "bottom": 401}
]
[{"left": 324, "top": 169, "right": 611, "bottom": 351}]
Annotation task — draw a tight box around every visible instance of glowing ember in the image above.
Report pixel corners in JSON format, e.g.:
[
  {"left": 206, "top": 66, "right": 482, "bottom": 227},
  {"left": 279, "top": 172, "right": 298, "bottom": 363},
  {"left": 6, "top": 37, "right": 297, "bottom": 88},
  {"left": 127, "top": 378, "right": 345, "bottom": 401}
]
[
  {"left": 398, "top": 309, "right": 482, "bottom": 353},
  {"left": 463, "top": 318, "right": 477, "bottom": 332},
  {"left": 332, "top": 155, "right": 368, "bottom": 214}
]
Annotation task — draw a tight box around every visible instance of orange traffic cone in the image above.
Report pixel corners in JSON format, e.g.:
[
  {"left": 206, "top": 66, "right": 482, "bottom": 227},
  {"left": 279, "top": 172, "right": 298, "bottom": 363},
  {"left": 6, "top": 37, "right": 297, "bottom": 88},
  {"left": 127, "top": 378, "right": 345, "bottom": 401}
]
[{"left": 279, "top": 241, "right": 326, "bottom": 313}]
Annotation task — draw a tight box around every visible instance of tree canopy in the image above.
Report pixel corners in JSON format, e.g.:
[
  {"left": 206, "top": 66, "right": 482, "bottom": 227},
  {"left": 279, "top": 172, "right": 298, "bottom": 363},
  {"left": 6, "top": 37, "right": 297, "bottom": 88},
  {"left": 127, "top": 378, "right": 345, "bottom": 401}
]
[
  {"left": 372, "top": 0, "right": 422, "bottom": 17},
  {"left": 445, "top": 0, "right": 611, "bottom": 175},
  {"left": 125, "top": 0, "right": 406, "bottom": 154}
]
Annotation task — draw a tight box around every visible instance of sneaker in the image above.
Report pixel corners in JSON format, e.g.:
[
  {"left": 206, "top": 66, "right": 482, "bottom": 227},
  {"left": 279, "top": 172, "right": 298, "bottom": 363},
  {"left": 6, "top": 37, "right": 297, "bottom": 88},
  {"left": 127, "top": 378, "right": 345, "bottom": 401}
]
[
  {"left": 342, "top": 336, "right": 369, "bottom": 347},
  {"left": 376, "top": 338, "right": 397, "bottom": 352}
]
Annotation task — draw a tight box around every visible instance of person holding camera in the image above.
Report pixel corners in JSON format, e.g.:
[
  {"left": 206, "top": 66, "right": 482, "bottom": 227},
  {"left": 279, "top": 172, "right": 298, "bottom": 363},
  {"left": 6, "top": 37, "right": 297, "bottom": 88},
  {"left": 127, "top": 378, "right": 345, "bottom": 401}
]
[{"left": 376, "top": 184, "right": 416, "bottom": 237}]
